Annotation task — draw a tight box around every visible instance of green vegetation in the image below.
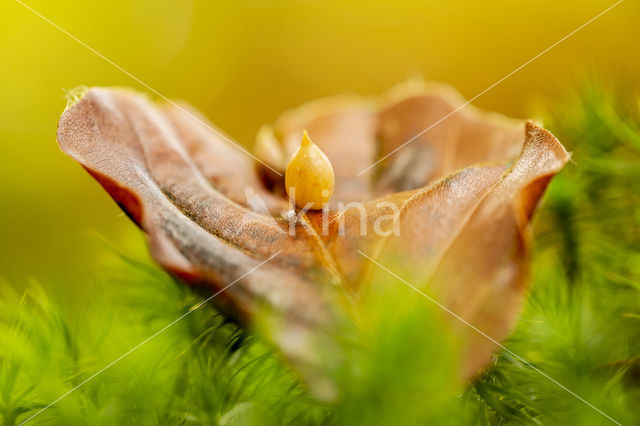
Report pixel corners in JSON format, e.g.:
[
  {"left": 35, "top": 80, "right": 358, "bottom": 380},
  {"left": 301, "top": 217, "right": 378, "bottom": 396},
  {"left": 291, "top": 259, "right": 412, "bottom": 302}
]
[{"left": 1, "top": 82, "right": 639, "bottom": 425}]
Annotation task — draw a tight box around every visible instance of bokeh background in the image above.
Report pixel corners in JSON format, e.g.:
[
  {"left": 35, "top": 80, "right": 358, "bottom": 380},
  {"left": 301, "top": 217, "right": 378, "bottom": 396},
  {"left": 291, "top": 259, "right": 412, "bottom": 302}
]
[{"left": 1, "top": 0, "right": 639, "bottom": 290}]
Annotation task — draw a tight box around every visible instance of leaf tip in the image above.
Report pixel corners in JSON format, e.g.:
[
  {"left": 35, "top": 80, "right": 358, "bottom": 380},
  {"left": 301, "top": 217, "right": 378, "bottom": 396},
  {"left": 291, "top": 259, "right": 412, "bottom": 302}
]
[{"left": 63, "top": 85, "right": 90, "bottom": 112}]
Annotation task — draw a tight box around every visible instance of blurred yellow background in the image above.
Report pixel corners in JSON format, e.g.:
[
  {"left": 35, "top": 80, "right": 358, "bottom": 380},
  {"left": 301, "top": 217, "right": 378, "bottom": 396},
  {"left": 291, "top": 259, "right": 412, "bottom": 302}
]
[{"left": 1, "top": 0, "right": 638, "bottom": 288}]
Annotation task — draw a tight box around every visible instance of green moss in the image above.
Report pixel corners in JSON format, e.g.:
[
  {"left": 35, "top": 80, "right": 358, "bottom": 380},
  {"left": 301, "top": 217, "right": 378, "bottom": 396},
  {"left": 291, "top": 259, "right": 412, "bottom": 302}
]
[{"left": 3, "top": 80, "right": 640, "bottom": 425}]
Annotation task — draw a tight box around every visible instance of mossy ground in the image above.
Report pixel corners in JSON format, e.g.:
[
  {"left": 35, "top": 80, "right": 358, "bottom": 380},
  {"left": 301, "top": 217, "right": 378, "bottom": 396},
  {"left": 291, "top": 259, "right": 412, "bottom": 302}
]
[{"left": 2, "top": 81, "right": 639, "bottom": 425}]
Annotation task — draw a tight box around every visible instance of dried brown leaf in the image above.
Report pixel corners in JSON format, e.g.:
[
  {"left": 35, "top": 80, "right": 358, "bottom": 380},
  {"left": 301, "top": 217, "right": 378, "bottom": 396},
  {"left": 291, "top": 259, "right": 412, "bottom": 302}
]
[{"left": 57, "top": 83, "right": 569, "bottom": 395}]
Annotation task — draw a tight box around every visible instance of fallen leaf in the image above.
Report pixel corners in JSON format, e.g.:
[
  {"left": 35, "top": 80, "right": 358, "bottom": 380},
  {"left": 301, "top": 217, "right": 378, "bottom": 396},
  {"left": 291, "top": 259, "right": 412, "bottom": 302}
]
[{"left": 57, "top": 82, "right": 569, "bottom": 395}]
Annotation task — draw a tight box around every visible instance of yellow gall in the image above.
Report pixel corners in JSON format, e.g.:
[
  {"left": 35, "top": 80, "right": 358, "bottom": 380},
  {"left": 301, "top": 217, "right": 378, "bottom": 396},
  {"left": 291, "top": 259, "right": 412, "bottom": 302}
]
[{"left": 285, "top": 130, "right": 335, "bottom": 210}]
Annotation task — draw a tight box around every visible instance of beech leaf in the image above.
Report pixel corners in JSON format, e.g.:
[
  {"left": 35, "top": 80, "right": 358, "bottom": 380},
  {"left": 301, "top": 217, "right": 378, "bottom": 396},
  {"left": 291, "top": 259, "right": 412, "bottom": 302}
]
[{"left": 57, "top": 83, "right": 569, "bottom": 396}]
